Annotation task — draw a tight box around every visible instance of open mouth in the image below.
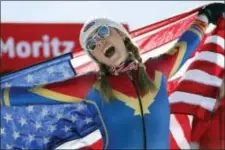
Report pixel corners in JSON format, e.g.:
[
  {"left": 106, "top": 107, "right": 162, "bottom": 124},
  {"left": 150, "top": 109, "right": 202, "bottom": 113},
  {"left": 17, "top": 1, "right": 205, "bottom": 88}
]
[{"left": 104, "top": 46, "right": 115, "bottom": 58}]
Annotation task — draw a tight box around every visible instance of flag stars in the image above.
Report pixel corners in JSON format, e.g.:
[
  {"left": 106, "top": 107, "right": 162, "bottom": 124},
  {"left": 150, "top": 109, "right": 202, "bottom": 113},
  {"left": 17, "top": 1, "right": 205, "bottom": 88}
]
[
  {"left": 47, "top": 67, "right": 55, "bottom": 74},
  {"left": 34, "top": 121, "right": 42, "bottom": 130},
  {"left": 56, "top": 113, "right": 63, "bottom": 120},
  {"left": 43, "top": 137, "right": 50, "bottom": 144},
  {"left": 71, "top": 115, "right": 78, "bottom": 123},
  {"left": 76, "top": 103, "right": 87, "bottom": 111},
  {"left": 1, "top": 128, "right": 6, "bottom": 136},
  {"left": 26, "top": 106, "right": 34, "bottom": 113},
  {"left": 26, "top": 74, "right": 33, "bottom": 83},
  {"left": 63, "top": 126, "right": 71, "bottom": 132},
  {"left": 6, "top": 144, "right": 13, "bottom": 149},
  {"left": 21, "top": 146, "right": 28, "bottom": 150},
  {"left": 4, "top": 113, "right": 13, "bottom": 123},
  {"left": 63, "top": 71, "right": 70, "bottom": 79},
  {"left": 39, "top": 80, "right": 48, "bottom": 85},
  {"left": 48, "top": 125, "right": 56, "bottom": 133},
  {"left": 41, "top": 107, "right": 48, "bottom": 117},
  {"left": 18, "top": 117, "right": 27, "bottom": 127},
  {"left": 84, "top": 117, "right": 93, "bottom": 124},
  {"left": 59, "top": 64, "right": 66, "bottom": 69},
  {"left": 28, "top": 134, "right": 35, "bottom": 143},
  {"left": 4, "top": 82, "right": 12, "bottom": 88},
  {"left": 13, "top": 131, "right": 20, "bottom": 140}
]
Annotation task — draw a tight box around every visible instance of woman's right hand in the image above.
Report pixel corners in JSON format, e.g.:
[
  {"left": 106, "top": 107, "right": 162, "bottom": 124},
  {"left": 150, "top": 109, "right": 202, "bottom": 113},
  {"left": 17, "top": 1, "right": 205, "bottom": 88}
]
[{"left": 198, "top": 3, "right": 225, "bottom": 25}]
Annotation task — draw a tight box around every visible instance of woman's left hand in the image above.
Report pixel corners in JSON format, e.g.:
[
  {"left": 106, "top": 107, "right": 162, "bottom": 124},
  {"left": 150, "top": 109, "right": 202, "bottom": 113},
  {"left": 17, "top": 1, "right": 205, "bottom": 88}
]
[{"left": 198, "top": 3, "right": 225, "bottom": 25}]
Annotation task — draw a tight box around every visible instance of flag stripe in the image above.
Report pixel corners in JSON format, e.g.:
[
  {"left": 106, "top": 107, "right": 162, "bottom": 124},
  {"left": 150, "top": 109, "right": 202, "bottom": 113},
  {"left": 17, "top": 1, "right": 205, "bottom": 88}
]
[
  {"left": 174, "top": 114, "right": 192, "bottom": 143},
  {"left": 187, "top": 60, "right": 224, "bottom": 78},
  {"left": 169, "top": 91, "right": 216, "bottom": 111},
  {"left": 194, "top": 51, "right": 224, "bottom": 68},
  {"left": 187, "top": 115, "right": 194, "bottom": 128},
  {"left": 169, "top": 56, "right": 196, "bottom": 81},
  {"left": 204, "top": 35, "right": 225, "bottom": 49},
  {"left": 174, "top": 80, "right": 219, "bottom": 99},
  {"left": 55, "top": 129, "right": 102, "bottom": 149},
  {"left": 180, "top": 69, "right": 222, "bottom": 87},
  {"left": 170, "top": 131, "right": 181, "bottom": 149},
  {"left": 202, "top": 43, "right": 224, "bottom": 55},
  {"left": 79, "top": 139, "right": 103, "bottom": 150},
  {"left": 170, "top": 114, "right": 190, "bottom": 149}
]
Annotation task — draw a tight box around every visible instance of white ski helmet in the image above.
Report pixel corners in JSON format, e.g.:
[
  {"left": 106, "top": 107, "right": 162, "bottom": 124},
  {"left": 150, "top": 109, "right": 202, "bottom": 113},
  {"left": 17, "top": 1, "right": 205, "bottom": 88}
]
[{"left": 79, "top": 17, "right": 131, "bottom": 53}]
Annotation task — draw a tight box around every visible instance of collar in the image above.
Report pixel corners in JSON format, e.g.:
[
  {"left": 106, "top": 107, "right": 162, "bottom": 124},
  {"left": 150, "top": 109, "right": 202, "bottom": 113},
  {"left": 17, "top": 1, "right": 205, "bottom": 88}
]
[{"left": 109, "top": 59, "right": 139, "bottom": 76}]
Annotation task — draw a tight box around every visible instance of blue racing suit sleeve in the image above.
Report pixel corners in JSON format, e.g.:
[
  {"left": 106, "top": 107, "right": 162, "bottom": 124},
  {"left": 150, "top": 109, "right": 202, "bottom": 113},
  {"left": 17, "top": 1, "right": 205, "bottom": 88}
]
[{"left": 146, "top": 19, "right": 208, "bottom": 79}]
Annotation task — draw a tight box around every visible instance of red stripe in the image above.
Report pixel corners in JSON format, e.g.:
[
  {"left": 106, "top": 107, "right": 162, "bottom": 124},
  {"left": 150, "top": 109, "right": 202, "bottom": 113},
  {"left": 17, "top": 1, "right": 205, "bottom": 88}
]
[
  {"left": 170, "top": 131, "right": 181, "bottom": 149},
  {"left": 212, "top": 25, "right": 225, "bottom": 38},
  {"left": 187, "top": 60, "right": 224, "bottom": 78},
  {"left": 216, "top": 30, "right": 225, "bottom": 39},
  {"left": 79, "top": 139, "right": 103, "bottom": 150},
  {"left": 170, "top": 103, "right": 212, "bottom": 120},
  {"left": 139, "top": 35, "right": 156, "bottom": 49},
  {"left": 175, "top": 80, "right": 219, "bottom": 99},
  {"left": 201, "top": 43, "right": 224, "bottom": 55},
  {"left": 174, "top": 114, "right": 192, "bottom": 143}
]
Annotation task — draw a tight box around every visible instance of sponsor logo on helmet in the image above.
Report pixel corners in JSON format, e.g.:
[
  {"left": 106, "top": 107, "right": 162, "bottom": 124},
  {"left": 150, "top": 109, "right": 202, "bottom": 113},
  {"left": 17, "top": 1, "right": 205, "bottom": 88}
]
[{"left": 83, "top": 21, "right": 95, "bottom": 32}]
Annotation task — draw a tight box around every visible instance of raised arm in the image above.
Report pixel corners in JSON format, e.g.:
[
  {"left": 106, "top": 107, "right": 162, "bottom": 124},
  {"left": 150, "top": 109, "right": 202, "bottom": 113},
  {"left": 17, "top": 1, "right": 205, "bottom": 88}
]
[
  {"left": 0, "top": 52, "right": 96, "bottom": 106},
  {"left": 169, "top": 15, "right": 225, "bottom": 120},
  {"left": 146, "top": 15, "right": 208, "bottom": 79},
  {"left": 146, "top": 3, "right": 224, "bottom": 79}
]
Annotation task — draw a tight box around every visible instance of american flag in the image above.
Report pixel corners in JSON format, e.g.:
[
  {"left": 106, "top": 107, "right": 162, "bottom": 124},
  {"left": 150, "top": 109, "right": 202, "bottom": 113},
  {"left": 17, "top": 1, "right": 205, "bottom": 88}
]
[
  {"left": 2, "top": 6, "right": 220, "bottom": 149},
  {"left": 1, "top": 53, "right": 76, "bottom": 89},
  {"left": 168, "top": 16, "right": 225, "bottom": 149},
  {"left": 1, "top": 102, "right": 103, "bottom": 149}
]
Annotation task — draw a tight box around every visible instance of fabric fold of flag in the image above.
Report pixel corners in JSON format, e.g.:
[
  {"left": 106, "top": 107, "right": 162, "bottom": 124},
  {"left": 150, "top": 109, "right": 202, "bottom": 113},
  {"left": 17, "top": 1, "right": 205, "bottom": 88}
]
[
  {"left": 1, "top": 53, "right": 76, "bottom": 89},
  {"left": 1, "top": 102, "right": 104, "bottom": 150}
]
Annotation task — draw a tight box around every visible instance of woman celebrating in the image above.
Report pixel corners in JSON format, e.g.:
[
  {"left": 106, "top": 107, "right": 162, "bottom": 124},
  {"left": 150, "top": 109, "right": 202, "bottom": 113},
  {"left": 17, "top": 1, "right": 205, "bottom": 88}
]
[
  {"left": 1, "top": 3, "right": 224, "bottom": 150},
  {"left": 64, "top": 3, "right": 223, "bottom": 149}
]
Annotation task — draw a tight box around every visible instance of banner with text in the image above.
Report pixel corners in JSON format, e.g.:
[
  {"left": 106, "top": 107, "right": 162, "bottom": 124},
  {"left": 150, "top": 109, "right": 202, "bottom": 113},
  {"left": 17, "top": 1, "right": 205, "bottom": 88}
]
[{"left": 0, "top": 23, "right": 129, "bottom": 73}]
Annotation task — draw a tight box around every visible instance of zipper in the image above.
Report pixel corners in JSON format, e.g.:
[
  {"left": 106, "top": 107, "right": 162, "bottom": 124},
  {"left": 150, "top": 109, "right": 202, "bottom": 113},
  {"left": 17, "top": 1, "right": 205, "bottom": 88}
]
[{"left": 127, "top": 70, "right": 147, "bottom": 150}]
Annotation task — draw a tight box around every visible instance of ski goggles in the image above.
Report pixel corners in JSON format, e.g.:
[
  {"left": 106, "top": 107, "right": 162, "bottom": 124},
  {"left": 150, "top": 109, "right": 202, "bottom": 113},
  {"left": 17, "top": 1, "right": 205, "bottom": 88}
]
[{"left": 85, "top": 25, "right": 110, "bottom": 52}]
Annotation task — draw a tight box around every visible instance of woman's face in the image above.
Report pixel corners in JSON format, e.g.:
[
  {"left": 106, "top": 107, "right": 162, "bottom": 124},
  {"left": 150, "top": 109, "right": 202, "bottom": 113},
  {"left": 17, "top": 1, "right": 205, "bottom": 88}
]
[{"left": 87, "top": 27, "right": 128, "bottom": 67}]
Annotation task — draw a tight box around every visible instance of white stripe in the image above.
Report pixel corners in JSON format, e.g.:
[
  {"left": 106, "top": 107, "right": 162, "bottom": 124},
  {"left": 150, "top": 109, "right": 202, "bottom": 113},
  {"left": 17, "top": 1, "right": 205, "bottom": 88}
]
[
  {"left": 169, "top": 91, "right": 216, "bottom": 111},
  {"left": 132, "top": 12, "right": 197, "bottom": 41},
  {"left": 170, "top": 114, "right": 190, "bottom": 149},
  {"left": 204, "top": 35, "right": 225, "bottom": 49},
  {"left": 55, "top": 129, "right": 102, "bottom": 149},
  {"left": 142, "top": 39, "right": 179, "bottom": 61},
  {"left": 194, "top": 51, "right": 224, "bottom": 68},
  {"left": 169, "top": 56, "right": 195, "bottom": 81},
  {"left": 187, "top": 115, "right": 194, "bottom": 128},
  {"left": 169, "top": 50, "right": 224, "bottom": 81},
  {"left": 180, "top": 69, "right": 222, "bottom": 87},
  {"left": 70, "top": 54, "right": 92, "bottom": 68}
]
